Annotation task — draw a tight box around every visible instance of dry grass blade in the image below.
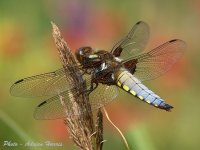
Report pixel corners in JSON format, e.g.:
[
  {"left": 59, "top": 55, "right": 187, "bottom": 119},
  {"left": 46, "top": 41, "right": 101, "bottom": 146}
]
[
  {"left": 52, "top": 22, "right": 100, "bottom": 150},
  {"left": 95, "top": 109, "right": 104, "bottom": 150}
]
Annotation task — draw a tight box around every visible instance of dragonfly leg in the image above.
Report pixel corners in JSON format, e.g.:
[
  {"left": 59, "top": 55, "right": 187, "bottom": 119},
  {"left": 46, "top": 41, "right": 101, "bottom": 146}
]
[
  {"left": 77, "top": 81, "right": 98, "bottom": 96},
  {"left": 80, "top": 68, "right": 93, "bottom": 76},
  {"left": 80, "top": 70, "right": 87, "bottom": 76},
  {"left": 78, "top": 70, "right": 98, "bottom": 95},
  {"left": 85, "top": 82, "right": 98, "bottom": 95},
  {"left": 87, "top": 82, "right": 98, "bottom": 94}
]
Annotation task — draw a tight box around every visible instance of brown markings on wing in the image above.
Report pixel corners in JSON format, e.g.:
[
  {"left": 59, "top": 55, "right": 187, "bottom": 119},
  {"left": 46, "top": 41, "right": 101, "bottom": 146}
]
[
  {"left": 123, "top": 59, "right": 138, "bottom": 74},
  {"left": 112, "top": 46, "right": 123, "bottom": 57}
]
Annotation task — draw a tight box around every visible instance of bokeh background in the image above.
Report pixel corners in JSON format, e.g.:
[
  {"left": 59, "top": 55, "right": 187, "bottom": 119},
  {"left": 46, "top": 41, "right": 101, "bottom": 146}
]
[{"left": 0, "top": 0, "right": 200, "bottom": 149}]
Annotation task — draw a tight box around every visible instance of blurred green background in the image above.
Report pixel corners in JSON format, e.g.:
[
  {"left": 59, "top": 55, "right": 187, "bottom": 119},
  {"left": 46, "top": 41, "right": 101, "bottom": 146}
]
[{"left": 0, "top": 0, "right": 200, "bottom": 149}]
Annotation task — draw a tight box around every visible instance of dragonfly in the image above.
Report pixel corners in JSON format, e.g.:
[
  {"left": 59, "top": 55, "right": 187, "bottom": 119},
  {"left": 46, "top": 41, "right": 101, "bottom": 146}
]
[{"left": 10, "top": 21, "right": 186, "bottom": 119}]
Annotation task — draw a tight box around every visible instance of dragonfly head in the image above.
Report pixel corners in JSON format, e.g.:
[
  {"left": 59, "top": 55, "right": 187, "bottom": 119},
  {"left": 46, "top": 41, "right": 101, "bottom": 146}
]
[{"left": 75, "top": 46, "right": 94, "bottom": 63}]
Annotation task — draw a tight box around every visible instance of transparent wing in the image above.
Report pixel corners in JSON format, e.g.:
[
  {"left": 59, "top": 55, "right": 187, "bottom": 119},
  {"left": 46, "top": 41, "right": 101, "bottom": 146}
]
[
  {"left": 10, "top": 68, "right": 85, "bottom": 98},
  {"left": 123, "top": 39, "right": 186, "bottom": 81},
  {"left": 34, "top": 84, "right": 119, "bottom": 120},
  {"left": 34, "top": 89, "right": 78, "bottom": 119},
  {"left": 89, "top": 84, "right": 119, "bottom": 109},
  {"left": 111, "top": 21, "right": 150, "bottom": 60}
]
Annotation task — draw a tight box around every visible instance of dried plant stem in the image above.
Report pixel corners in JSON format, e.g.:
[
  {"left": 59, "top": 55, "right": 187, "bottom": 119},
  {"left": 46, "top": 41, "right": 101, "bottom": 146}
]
[
  {"left": 103, "top": 107, "right": 131, "bottom": 150},
  {"left": 51, "top": 22, "right": 103, "bottom": 150},
  {"left": 95, "top": 109, "right": 103, "bottom": 150}
]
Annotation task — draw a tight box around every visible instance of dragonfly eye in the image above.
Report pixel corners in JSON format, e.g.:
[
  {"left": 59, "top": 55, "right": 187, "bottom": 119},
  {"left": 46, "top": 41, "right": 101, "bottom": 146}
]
[
  {"left": 83, "top": 47, "right": 93, "bottom": 54},
  {"left": 75, "top": 46, "right": 93, "bottom": 62}
]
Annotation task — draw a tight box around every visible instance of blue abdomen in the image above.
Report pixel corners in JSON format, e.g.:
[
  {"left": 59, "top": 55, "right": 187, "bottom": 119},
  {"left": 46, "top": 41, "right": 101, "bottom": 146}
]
[{"left": 116, "top": 70, "right": 173, "bottom": 111}]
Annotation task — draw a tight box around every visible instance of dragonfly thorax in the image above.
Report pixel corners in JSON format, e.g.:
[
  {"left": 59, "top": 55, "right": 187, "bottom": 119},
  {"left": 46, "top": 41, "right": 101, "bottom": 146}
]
[{"left": 75, "top": 47, "right": 121, "bottom": 71}]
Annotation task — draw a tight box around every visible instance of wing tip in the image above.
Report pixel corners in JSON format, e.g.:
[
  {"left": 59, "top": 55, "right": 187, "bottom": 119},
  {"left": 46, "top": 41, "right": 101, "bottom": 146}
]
[
  {"left": 37, "top": 100, "right": 47, "bottom": 107},
  {"left": 169, "top": 39, "right": 187, "bottom": 45},
  {"left": 136, "top": 21, "right": 142, "bottom": 25},
  {"left": 169, "top": 39, "right": 185, "bottom": 43},
  {"left": 169, "top": 39, "right": 178, "bottom": 43},
  {"left": 10, "top": 79, "right": 24, "bottom": 96},
  {"left": 169, "top": 39, "right": 187, "bottom": 51},
  {"left": 14, "top": 79, "right": 24, "bottom": 84},
  {"left": 136, "top": 21, "right": 148, "bottom": 26}
]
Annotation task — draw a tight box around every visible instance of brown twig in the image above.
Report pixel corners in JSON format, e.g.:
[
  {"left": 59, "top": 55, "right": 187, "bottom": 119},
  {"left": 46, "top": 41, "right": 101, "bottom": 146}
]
[
  {"left": 95, "top": 109, "right": 104, "bottom": 150},
  {"left": 51, "top": 22, "right": 103, "bottom": 150}
]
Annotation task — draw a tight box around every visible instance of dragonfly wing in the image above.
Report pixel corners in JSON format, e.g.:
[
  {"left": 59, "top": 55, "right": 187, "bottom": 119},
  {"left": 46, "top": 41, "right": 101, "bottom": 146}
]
[
  {"left": 123, "top": 39, "right": 186, "bottom": 81},
  {"left": 34, "top": 84, "right": 119, "bottom": 119},
  {"left": 111, "top": 21, "right": 149, "bottom": 60},
  {"left": 10, "top": 69, "right": 70, "bottom": 98},
  {"left": 89, "top": 84, "right": 119, "bottom": 110},
  {"left": 10, "top": 67, "right": 89, "bottom": 98},
  {"left": 34, "top": 89, "right": 80, "bottom": 119}
]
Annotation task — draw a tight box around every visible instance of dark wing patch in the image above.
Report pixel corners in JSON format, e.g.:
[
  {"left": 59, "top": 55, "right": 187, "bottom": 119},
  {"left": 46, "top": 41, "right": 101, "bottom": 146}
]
[
  {"left": 123, "top": 59, "right": 138, "bottom": 74},
  {"left": 38, "top": 101, "right": 47, "bottom": 107},
  {"left": 14, "top": 79, "right": 24, "bottom": 84},
  {"left": 112, "top": 46, "right": 123, "bottom": 57},
  {"left": 111, "top": 21, "right": 150, "bottom": 60},
  {"left": 123, "top": 39, "right": 186, "bottom": 81}
]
